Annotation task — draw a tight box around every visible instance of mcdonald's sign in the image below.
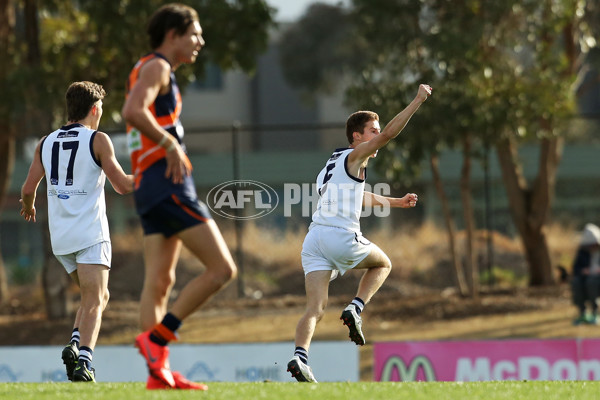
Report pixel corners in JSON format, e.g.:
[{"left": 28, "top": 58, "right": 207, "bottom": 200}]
[
  {"left": 380, "top": 355, "right": 437, "bottom": 382},
  {"left": 374, "top": 339, "right": 600, "bottom": 382}
]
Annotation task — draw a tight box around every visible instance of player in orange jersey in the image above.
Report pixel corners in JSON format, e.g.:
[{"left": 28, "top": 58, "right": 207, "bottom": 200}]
[{"left": 122, "top": 3, "right": 236, "bottom": 390}]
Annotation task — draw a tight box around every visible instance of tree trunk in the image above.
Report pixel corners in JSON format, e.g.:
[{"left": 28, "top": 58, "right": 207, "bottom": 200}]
[
  {"left": 460, "top": 134, "right": 478, "bottom": 298},
  {"left": 0, "top": 0, "right": 15, "bottom": 305},
  {"left": 521, "top": 223, "right": 553, "bottom": 285},
  {"left": 430, "top": 154, "right": 469, "bottom": 296},
  {"left": 495, "top": 136, "right": 562, "bottom": 286},
  {"left": 0, "top": 133, "right": 15, "bottom": 304}
]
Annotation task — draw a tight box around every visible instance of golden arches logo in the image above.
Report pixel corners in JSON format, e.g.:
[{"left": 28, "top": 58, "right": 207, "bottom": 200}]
[{"left": 380, "top": 355, "right": 437, "bottom": 382}]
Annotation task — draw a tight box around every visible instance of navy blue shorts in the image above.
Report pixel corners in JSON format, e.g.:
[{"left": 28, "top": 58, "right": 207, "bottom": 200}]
[{"left": 140, "top": 194, "right": 212, "bottom": 237}]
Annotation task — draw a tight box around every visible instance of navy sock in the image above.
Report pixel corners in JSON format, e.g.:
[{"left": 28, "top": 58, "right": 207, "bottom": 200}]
[
  {"left": 294, "top": 346, "right": 308, "bottom": 365},
  {"left": 70, "top": 328, "right": 80, "bottom": 349},
  {"left": 150, "top": 312, "right": 182, "bottom": 346},
  {"left": 161, "top": 312, "right": 182, "bottom": 332},
  {"left": 78, "top": 346, "right": 93, "bottom": 369},
  {"left": 351, "top": 297, "right": 365, "bottom": 315}
]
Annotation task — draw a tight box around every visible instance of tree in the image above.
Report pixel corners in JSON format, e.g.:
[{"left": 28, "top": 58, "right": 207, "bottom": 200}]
[
  {"left": 280, "top": 0, "right": 595, "bottom": 287},
  {"left": 0, "top": 0, "right": 275, "bottom": 317},
  {"left": 471, "top": 0, "right": 579, "bottom": 285},
  {"left": 279, "top": 3, "right": 354, "bottom": 98}
]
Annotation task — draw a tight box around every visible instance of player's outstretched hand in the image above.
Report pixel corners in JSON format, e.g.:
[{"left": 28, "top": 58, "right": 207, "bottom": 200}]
[
  {"left": 400, "top": 193, "right": 418, "bottom": 208},
  {"left": 416, "top": 84, "right": 432, "bottom": 103}
]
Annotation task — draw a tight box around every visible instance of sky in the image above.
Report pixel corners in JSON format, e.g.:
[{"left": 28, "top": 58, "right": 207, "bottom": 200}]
[{"left": 267, "top": 0, "right": 349, "bottom": 22}]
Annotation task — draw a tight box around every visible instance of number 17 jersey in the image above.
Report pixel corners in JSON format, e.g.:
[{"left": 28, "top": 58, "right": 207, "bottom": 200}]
[
  {"left": 312, "top": 147, "right": 366, "bottom": 233},
  {"left": 40, "top": 123, "right": 110, "bottom": 255}
]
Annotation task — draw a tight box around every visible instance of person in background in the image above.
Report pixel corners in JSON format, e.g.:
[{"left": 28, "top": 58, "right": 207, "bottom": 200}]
[
  {"left": 572, "top": 223, "right": 600, "bottom": 325},
  {"left": 20, "top": 81, "right": 134, "bottom": 382}
]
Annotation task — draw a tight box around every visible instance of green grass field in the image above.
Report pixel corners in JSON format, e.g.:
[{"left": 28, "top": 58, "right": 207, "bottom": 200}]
[{"left": 1, "top": 381, "right": 600, "bottom": 400}]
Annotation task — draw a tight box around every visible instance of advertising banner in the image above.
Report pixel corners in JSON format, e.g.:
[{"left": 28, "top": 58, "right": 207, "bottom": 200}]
[
  {"left": 0, "top": 341, "right": 358, "bottom": 383},
  {"left": 374, "top": 338, "right": 600, "bottom": 382}
]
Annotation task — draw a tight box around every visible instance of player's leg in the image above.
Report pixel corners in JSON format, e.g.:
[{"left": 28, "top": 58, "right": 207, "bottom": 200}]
[
  {"left": 136, "top": 234, "right": 182, "bottom": 388},
  {"left": 288, "top": 270, "right": 330, "bottom": 382},
  {"left": 169, "top": 219, "right": 237, "bottom": 320},
  {"left": 294, "top": 270, "right": 331, "bottom": 350},
  {"left": 136, "top": 199, "right": 217, "bottom": 390},
  {"left": 139, "top": 233, "right": 182, "bottom": 330},
  {"left": 75, "top": 264, "right": 110, "bottom": 350},
  {"left": 138, "top": 220, "right": 233, "bottom": 390},
  {"left": 72, "top": 263, "right": 110, "bottom": 382},
  {"left": 353, "top": 245, "right": 392, "bottom": 303},
  {"left": 69, "top": 272, "right": 85, "bottom": 349},
  {"left": 62, "top": 280, "right": 83, "bottom": 381},
  {"left": 341, "top": 245, "right": 392, "bottom": 346},
  {"left": 55, "top": 254, "right": 82, "bottom": 381}
]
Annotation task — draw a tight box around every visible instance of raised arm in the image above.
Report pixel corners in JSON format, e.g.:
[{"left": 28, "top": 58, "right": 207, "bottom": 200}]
[
  {"left": 93, "top": 131, "right": 134, "bottom": 195},
  {"left": 349, "top": 84, "right": 432, "bottom": 165},
  {"left": 363, "top": 191, "right": 418, "bottom": 209},
  {"left": 20, "top": 139, "right": 46, "bottom": 222}
]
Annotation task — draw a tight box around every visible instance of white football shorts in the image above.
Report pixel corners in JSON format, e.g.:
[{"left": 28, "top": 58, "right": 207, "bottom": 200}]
[
  {"left": 54, "top": 241, "right": 112, "bottom": 274},
  {"left": 301, "top": 224, "right": 375, "bottom": 278}
]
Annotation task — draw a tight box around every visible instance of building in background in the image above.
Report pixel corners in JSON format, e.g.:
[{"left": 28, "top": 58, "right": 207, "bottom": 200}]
[{"left": 180, "top": 27, "right": 350, "bottom": 155}]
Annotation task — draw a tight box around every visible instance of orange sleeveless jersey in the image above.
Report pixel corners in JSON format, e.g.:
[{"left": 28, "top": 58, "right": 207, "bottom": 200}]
[{"left": 125, "top": 53, "right": 184, "bottom": 185}]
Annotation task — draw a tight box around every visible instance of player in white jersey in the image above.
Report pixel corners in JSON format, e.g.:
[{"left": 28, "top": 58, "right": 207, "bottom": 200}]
[
  {"left": 20, "top": 81, "right": 133, "bottom": 383},
  {"left": 288, "top": 84, "right": 432, "bottom": 382}
]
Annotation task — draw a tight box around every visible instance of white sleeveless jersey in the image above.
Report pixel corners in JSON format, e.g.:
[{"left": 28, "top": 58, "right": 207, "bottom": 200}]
[
  {"left": 40, "top": 123, "right": 110, "bottom": 255},
  {"left": 311, "top": 148, "right": 366, "bottom": 233}
]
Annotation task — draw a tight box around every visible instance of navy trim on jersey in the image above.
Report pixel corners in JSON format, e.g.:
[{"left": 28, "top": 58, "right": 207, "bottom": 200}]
[
  {"left": 153, "top": 53, "right": 178, "bottom": 118},
  {"left": 153, "top": 73, "right": 178, "bottom": 117},
  {"left": 343, "top": 152, "right": 365, "bottom": 183},
  {"left": 152, "top": 52, "right": 172, "bottom": 67},
  {"left": 39, "top": 136, "right": 48, "bottom": 165},
  {"left": 60, "top": 123, "right": 84, "bottom": 130},
  {"left": 90, "top": 131, "right": 101, "bottom": 168}
]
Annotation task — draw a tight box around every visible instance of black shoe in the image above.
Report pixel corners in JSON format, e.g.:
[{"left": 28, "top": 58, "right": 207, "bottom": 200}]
[
  {"left": 61, "top": 342, "right": 79, "bottom": 381},
  {"left": 73, "top": 363, "right": 96, "bottom": 382},
  {"left": 340, "top": 306, "right": 366, "bottom": 346}
]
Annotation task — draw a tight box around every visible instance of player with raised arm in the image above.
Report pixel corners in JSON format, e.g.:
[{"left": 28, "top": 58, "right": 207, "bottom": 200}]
[
  {"left": 20, "top": 81, "right": 134, "bottom": 382},
  {"left": 287, "top": 84, "right": 432, "bottom": 382}
]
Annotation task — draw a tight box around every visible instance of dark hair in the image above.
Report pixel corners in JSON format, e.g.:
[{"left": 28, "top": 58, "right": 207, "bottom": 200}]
[
  {"left": 65, "top": 81, "right": 106, "bottom": 122},
  {"left": 345, "top": 111, "right": 379, "bottom": 144},
  {"left": 147, "top": 3, "right": 199, "bottom": 49}
]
